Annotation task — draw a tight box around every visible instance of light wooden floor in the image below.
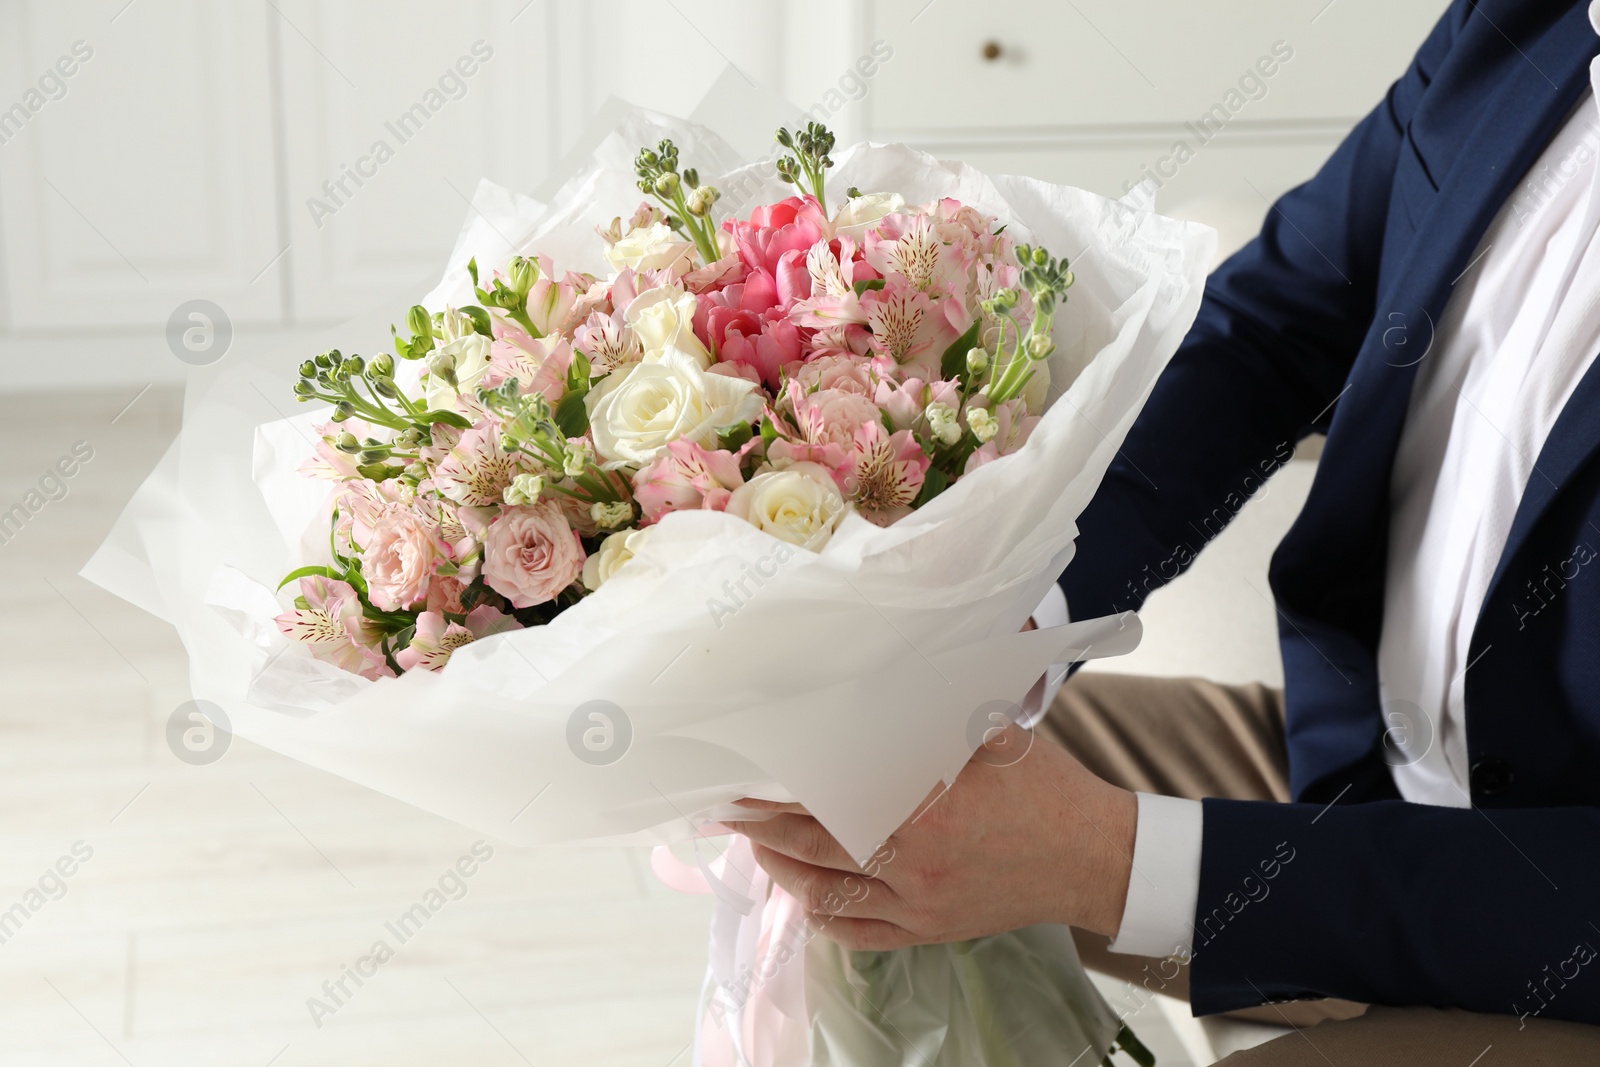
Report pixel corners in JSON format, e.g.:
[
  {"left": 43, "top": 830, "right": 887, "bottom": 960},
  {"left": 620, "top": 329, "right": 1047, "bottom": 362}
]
[{"left": 1, "top": 386, "right": 1312, "bottom": 1065}]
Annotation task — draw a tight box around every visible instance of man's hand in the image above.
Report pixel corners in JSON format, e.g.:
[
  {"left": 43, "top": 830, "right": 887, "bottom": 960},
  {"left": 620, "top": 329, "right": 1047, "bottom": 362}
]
[{"left": 728, "top": 724, "right": 1137, "bottom": 951}]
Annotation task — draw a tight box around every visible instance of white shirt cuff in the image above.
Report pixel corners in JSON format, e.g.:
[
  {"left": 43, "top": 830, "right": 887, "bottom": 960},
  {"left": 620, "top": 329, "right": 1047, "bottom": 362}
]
[
  {"left": 1107, "top": 792, "right": 1203, "bottom": 959},
  {"left": 1017, "top": 584, "right": 1070, "bottom": 729}
]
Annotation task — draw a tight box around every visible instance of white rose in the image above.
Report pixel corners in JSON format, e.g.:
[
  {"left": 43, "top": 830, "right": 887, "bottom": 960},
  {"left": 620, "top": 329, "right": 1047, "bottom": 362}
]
[
  {"left": 726, "top": 462, "right": 846, "bottom": 552},
  {"left": 581, "top": 526, "right": 653, "bottom": 590},
  {"left": 585, "top": 349, "right": 764, "bottom": 470},
  {"left": 832, "top": 191, "right": 907, "bottom": 240},
  {"left": 423, "top": 332, "right": 492, "bottom": 411},
  {"left": 604, "top": 221, "right": 694, "bottom": 273},
  {"left": 625, "top": 285, "right": 711, "bottom": 368}
]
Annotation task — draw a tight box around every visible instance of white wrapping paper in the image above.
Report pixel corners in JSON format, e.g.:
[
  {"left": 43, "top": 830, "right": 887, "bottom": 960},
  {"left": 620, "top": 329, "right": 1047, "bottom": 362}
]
[{"left": 82, "top": 111, "right": 1213, "bottom": 871}]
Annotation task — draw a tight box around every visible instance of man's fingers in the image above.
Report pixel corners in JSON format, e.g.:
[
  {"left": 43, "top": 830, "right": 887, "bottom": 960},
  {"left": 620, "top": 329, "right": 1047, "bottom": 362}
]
[
  {"left": 727, "top": 812, "right": 860, "bottom": 872},
  {"left": 806, "top": 913, "right": 919, "bottom": 952},
  {"left": 748, "top": 842, "right": 900, "bottom": 921}
]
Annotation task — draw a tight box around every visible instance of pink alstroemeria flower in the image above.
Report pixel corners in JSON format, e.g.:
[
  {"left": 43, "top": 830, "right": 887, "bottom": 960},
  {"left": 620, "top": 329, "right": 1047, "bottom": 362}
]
[
  {"left": 275, "top": 576, "right": 392, "bottom": 680},
  {"left": 632, "top": 438, "right": 746, "bottom": 523},
  {"left": 432, "top": 425, "right": 532, "bottom": 507},
  {"left": 395, "top": 605, "right": 521, "bottom": 673},
  {"left": 487, "top": 327, "right": 572, "bottom": 402},
  {"left": 963, "top": 399, "right": 1040, "bottom": 475},
  {"left": 844, "top": 422, "right": 930, "bottom": 525}
]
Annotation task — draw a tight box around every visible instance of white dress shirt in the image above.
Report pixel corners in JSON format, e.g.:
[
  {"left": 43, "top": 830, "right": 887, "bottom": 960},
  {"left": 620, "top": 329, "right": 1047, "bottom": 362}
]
[{"left": 1104, "top": 13, "right": 1600, "bottom": 959}]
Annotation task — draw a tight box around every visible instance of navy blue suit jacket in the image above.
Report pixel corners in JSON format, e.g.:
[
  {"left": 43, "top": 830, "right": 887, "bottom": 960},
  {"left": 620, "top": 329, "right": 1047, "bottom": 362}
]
[{"left": 1059, "top": 0, "right": 1600, "bottom": 1025}]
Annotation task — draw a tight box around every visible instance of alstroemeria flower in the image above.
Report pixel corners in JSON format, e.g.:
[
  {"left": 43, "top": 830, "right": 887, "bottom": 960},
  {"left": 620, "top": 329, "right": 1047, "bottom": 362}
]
[
  {"left": 432, "top": 425, "right": 534, "bottom": 506},
  {"left": 632, "top": 438, "right": 746, "bottom": 523},
  {"left": 275, "top": 576, "right": 391, "bottom": 680},
  {"left": 487, "top": 327, "right": 572, "bottom": 402},
  {"left": 962, "top": 398, "right": 1039, "bottom": 474},
  {"left": 395, "top": 605, "right": 522, "bottom": 673},
  {"left": 844, "top": 422, "right": 930, "bottom": 525},
  {"left": 573, "top": 308, "right": 643, "bottom": 374}
]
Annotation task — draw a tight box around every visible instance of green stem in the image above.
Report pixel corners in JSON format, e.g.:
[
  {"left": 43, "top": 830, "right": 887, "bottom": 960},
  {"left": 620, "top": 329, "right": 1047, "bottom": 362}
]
[{"left": 950, "top": 941, "right": 1021, "bottom": 1067}]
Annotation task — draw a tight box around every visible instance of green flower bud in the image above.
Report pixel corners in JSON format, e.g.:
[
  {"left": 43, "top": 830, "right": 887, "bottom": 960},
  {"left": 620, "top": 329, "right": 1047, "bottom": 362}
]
[
  {"left": 332, "top": 401, "right": 356, "bottom": 421},
  {"left": 507, "top": 256, "right": 538, "bottom": 295},
  {"left": 654, "top": 171, "right": 681, "bottom": 198},
  {"left": 345, "top": 354, "right": 365, "bottom": 375},
  {"left": 335, "top": 432, "right": 361, "bottom": 454},
  {"left": 966, "top": 347, "right": 990, "bottom": 375},
  {"left": 368, "top": 353, "right": 395, "bottom": 378},
  {"left": 293, "top": 379, "right": 315, "bottom": 397},
  {"left": 407, "top": 305, "right": 432, "bottom": 342},
  {"left": 1026, "top": 333, "right": 1054, "bottom": 360},
  {"left": 298, "top": 360, "right": 317, "bottom": 378}
]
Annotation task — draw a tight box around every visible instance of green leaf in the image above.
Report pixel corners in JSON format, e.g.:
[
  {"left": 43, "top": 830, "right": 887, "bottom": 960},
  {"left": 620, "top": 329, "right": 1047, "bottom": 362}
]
[
  {"left": 554, "top": 392, "right": 589, "bottom": 437},
  {"left": 276, "top": 564, "right": 340, "bottom": 591},
  {"left": 940, "top": 320, "right": 982, "bottom": 383},
  {"left": 422, "top": 410, "right": 474, "bottom": 429},
  {"left": 467, "top": 257, "right": 480, "bottom": 287},
  {"left": 759, "top": 417, "right": 779, "bottom": 446},
  {"left": 716, "top": 420, "right": 753, "bottom": 451},
  {"left": 911, "top": 466, "right": 949, "bottom": 508},
  {"left": 852, "top": 278, "right": 886, "bottom": 295},
  {"left": 460, "top": 305, "right": 493, "bottom": 338}
]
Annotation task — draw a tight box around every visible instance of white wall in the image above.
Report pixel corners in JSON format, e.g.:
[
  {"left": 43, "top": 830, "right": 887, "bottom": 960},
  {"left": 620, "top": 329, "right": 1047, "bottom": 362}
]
[{"left": 0, "top": 0, "right": 1442, "bottom": 393}]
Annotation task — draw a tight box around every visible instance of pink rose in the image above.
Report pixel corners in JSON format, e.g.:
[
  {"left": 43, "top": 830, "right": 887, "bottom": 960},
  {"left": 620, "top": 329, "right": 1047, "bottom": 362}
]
[
  {"left": 481, "top": 499, "right": 586, "bottom": 608},
  {"left": 363, "top": 506, "right": 450, "bottom": 611},
  {"left": 632, "top": 438, "right": 746, "bottom": 523},
  {"left": 793, "top": 354, "right": 873, "bottom": 396}
]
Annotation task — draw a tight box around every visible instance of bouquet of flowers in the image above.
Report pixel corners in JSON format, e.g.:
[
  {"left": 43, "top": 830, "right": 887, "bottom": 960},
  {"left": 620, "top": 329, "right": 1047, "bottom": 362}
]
[
  {"left": 86, "top": 107, "right": 1211, "bottom": 1066},
  {"left": 275, "top": 122, "right": 1080, "bottom": 680}
]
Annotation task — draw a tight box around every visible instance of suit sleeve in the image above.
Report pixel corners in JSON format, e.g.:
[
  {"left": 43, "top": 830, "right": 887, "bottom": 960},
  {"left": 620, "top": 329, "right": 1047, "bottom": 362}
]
[
  {"left": 1191, "top": 797, "right": 1600, "bottom": 1026},
  {"left": 1057, "top": 1, "right": 1468, "bottom": 620}
]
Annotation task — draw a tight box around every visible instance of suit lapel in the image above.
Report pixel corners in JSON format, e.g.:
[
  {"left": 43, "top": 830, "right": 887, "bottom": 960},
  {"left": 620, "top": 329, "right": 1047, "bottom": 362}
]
[
  {"left": 1484, "top": 353, "right": 1600, "bottom": 609},
  {"left": 1322, "top": 4, "right": 1596, "bottom": 568}
]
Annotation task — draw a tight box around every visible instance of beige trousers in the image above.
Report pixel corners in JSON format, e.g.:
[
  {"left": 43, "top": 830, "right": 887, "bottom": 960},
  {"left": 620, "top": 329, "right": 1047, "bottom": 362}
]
[{"left": 1036, "top": 670, "right": 1600, "bottom": 1064}]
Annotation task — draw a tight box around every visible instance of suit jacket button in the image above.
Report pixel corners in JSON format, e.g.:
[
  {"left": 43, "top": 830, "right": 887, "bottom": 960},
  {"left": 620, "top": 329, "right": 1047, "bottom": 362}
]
[{"left": 1470, "top": 759, "right": 1514, "bottom": 797}]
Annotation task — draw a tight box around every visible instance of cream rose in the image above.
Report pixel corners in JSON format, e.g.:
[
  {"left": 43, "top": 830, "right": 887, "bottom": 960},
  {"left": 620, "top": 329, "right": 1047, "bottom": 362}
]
[
  {"left": 832, "top": 191, "right": 907, "bottom": 240},
  {"left": 604, "top": 221, "right": 694, "bottom": 273},
  {"left": 625, "top": 285, "right": 711, "bottom": 368},
  {"left": 580, "top": 526, "right": 653, "bottom": 591},
  {"left": 726, "top": 462, "right": 847, "bottom": 552},
  {"left": 585, "top": 349, "right": 764, "bottom": 470}
]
